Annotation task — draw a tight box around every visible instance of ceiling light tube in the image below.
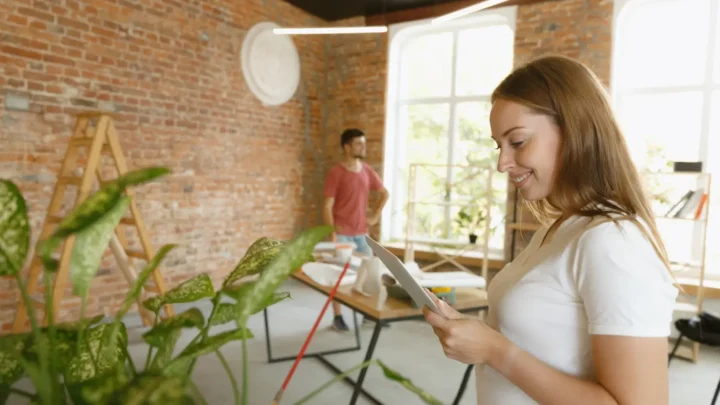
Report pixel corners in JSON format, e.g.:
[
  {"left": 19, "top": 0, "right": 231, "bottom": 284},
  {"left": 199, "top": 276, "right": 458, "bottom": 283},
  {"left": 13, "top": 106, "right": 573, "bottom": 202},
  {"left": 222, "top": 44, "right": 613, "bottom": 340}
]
[
  {"left": 273, "top": 26, "right": 388, "bottom": 35},
  {"left": 431, "top": 0, "right": 509, "bottom": 24}
]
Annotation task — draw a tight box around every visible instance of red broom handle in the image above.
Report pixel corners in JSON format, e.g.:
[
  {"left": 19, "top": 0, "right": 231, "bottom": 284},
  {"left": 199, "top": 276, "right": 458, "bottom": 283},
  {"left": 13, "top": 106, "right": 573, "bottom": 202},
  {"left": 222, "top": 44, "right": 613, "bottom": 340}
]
[{"left": 271, "top": 258, "right": 352, "bottom": 404}]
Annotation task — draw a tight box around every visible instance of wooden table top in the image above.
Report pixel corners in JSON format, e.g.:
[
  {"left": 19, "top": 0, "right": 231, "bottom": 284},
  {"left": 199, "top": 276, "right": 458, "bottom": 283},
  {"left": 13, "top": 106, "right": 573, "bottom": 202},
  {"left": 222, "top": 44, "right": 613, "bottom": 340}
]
[{"left": 291, "top": 270, "right": 488, "bottom": 321}]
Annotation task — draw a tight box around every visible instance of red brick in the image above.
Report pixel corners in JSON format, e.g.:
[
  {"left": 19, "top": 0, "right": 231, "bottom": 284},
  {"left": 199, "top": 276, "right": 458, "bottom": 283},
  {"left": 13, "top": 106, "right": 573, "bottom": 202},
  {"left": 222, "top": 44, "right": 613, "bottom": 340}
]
[
  {"left": 29, "top": 21, "right": 47, "bottom": 30},
  {"left": 17, "top": 7, "right": 55, "bottom": 23},
  {"left": 7, "top": 14, "right": 28, "bottom": 26},
  {"left": 42, "top": 53, "right": 75, "bottom": 66},
  {"left": 57, "top": 16, "right": 89, "bottom": 31},
  {"left": 28, "top": 81, "right": 44, "bottom": 91},
  {"left": 1, "top": 45, "right": 42, "bottom": 60}
]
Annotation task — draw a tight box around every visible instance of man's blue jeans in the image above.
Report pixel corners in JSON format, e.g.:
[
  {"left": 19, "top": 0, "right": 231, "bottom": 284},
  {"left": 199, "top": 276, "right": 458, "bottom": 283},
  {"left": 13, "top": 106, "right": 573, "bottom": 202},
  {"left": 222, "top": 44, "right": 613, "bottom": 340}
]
[{"left": 336, "top": 234, "right": 372, "bottom": 255}]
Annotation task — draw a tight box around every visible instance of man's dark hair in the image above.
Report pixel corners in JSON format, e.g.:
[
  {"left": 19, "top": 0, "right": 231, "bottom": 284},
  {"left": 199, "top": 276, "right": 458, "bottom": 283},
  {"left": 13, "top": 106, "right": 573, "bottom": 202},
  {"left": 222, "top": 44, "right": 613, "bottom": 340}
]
[{"left": 340, "top": 128, "right": 365, "bottom": 147}]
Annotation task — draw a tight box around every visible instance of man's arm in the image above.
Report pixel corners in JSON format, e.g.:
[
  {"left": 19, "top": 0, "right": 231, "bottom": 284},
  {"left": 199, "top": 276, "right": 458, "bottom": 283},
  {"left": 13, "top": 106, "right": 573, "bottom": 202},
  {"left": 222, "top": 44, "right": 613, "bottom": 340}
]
[
  {"left": 368, "top": 187, "right": 389, "bottom": 225},
  {"left": 367, "top": 166, "right": 389, "bottom": 226},
  {"left": 323, "top": 197, "right": 336, "bottom": 241}
]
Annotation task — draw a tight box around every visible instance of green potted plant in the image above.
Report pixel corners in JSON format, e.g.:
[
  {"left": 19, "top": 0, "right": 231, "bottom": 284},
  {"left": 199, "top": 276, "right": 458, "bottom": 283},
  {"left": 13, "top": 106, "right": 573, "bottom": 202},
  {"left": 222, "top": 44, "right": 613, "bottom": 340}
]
[
  {"left": 455, "top": 203, "right": 486, "bottom": 244},
  {"left": 0, "top": 167, "right": 446, "bottom": 405}
]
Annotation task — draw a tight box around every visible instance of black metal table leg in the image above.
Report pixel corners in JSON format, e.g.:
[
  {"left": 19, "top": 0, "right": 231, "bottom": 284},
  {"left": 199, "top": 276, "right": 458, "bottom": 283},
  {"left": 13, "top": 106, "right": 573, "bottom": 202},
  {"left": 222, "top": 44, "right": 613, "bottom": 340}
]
[
  {"left": 452, "top": 364, "right": 474, "bottom": 405},
  {"left": 348, "top": 320, "right": 383, "bottom": 405},
  {"left": 264, "top": 307, "right": 273, "bottom": 362}
]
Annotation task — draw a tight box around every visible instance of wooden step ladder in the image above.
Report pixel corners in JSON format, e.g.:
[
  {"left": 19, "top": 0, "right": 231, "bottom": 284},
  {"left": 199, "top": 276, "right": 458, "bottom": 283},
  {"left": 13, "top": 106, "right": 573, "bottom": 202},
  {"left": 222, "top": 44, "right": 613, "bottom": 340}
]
[{"left": 11, "top": 112, "right": 174, "bottom": 333}]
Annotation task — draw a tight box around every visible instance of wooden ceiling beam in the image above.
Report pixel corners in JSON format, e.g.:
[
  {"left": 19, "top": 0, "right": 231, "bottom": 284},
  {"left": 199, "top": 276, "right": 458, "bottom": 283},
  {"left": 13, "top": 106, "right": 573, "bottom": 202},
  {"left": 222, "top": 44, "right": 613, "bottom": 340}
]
[{"left": 365, "top": 0, "right": 561, "bottom": 26}]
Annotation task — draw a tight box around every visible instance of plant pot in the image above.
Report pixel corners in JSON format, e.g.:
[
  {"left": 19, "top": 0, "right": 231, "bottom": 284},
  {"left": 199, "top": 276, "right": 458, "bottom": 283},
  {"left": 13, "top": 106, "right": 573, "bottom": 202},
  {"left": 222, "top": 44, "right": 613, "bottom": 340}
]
[{"left": 469, "top": 233, "right": 478, "bottom": 244}]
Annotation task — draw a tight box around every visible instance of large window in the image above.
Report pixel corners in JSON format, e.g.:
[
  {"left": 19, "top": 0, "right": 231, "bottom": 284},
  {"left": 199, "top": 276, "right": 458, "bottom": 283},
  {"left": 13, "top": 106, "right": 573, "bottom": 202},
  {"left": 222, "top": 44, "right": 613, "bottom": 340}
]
[
  {"left": 612, "top": 0, "right": 720, "bottom": 276},
  {"left": 381, "top": 8, "right": 516, "bottom": 258}
]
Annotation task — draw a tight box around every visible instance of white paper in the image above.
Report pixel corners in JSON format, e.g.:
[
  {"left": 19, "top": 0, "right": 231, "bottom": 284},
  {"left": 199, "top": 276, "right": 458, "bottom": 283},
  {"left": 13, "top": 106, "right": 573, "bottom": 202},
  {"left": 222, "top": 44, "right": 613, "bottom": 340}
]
[{"left": 301, "top": 262, "right": 356, "bottom": 287}]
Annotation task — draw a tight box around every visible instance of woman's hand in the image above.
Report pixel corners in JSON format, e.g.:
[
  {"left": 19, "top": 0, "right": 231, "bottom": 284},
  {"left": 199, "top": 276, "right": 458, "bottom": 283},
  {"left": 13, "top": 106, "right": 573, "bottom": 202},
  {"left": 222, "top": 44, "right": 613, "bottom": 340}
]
[{"left": 423, "top": 291, "right": 510, "bottom": 366}]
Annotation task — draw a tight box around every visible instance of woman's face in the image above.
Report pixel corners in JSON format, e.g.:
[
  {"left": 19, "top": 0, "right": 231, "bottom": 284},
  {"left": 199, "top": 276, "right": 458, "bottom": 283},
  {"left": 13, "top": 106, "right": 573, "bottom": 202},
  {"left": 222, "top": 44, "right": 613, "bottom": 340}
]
[{"left": 489, "top": 98, "right": 563, "bottom": 201}]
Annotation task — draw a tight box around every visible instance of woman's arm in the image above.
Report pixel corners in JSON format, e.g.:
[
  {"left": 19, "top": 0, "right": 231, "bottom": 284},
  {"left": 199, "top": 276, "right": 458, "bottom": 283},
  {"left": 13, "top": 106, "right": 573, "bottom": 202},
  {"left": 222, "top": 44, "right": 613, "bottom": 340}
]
[
  {"left": 424, "top": 294, "right": 670, "bottom": 405},
  {"left": 490, "top": 333, "right": 669, "bottom": 405}
]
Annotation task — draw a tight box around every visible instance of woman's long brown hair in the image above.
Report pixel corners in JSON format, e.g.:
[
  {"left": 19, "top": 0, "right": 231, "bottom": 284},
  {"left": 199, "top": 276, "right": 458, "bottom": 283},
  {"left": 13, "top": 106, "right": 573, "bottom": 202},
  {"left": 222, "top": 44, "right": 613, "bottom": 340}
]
[{"left": 492, "top": 55, "right": 673, "bottom": 275}]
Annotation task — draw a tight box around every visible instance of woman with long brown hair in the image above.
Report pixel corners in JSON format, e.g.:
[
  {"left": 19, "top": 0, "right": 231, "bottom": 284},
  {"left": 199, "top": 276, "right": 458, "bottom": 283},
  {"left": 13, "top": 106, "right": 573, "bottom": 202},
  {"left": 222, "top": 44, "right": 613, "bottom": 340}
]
[{"left": 424, "top": 55, "right": 679, "bottom": 404}]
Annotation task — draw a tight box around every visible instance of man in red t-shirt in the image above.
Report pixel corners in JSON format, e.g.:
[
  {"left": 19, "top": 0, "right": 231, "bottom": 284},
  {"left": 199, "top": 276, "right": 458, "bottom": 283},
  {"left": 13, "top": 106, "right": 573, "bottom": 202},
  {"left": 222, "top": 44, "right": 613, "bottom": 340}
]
[{"left": 324, "top": 128, "right": 389, "bottom": 332}]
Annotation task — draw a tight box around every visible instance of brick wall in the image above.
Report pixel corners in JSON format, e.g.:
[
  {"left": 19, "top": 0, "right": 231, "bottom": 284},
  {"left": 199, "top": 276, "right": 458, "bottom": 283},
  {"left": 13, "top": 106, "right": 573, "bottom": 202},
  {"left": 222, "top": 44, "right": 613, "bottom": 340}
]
[
  {"left": 0, "top": 0, "right": 358, "bottom": 332},
  {"left": 504, "top": 0, "right": 613, "bottom": 261}
]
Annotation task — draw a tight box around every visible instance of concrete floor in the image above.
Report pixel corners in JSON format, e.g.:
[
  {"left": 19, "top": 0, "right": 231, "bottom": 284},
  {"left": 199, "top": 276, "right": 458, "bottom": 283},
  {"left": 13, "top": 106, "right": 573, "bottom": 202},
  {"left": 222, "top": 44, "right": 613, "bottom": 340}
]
[{"left": 8, "top": 277, "right": 720, "bottom": 404}]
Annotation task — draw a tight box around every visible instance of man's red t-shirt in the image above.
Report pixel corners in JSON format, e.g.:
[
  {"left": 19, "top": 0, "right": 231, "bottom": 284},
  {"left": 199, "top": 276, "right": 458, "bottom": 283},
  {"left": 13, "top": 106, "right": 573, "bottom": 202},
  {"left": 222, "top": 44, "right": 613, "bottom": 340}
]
[{"left": 324, "top": 162, "right": 383, "bottom": 236}]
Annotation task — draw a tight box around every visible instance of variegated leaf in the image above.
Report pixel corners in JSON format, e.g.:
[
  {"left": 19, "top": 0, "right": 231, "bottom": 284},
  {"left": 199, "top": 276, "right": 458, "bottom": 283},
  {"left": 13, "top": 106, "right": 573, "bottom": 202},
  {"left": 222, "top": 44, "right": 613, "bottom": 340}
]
[
  {"left": 235, "top": 226, "right": 332, "bottom": 325},
  {"left": 164, "top": 273, "right": 215, "bottom": 304},
  {"left": 142, "top": 295, "right": 164, "bottom": 314},
  {"left": 64, "top": 323, "right": 127, "bottom": 385},
  {"left": 116, "top": 167, "right": 171, "bottom": 188},
  {"left": 0, "top": 180, "right": 30, "bottom": 276},
  {"left": 118, "top": 244, "right": 177, "bottom": 319},
  {"left": 142, "top": 308, "right": 204, "bottom": 347},
  {"left": 164, "top": 273, "right": 215, "bottom": 303},
  {"left": 222, "top": 281, "right": 291, "bottom": 314},
  {"left": 208, "top": 295, "right": 289, "bottom": 327},
  {"left": 0, "top": 333, "right": 27, "bottom": 386},
  {"left": 163, "top": 328, "right": 253, "bottom": 377},
  {"left": 22, "top": 328, "right": 79, "bottom": 368},
  {"left": 70, "top": 196, "right": 130, "bottom": 299},
  {"left": 208, "top": 303, "right": 236, "bottom": 326},
  {"left": 66, "top": 368, "right": 129, "bottom": 405},
  {"left": 48, "top": 184, "right": 123, "bottom": 241},
  {"left": 222, "top": 237, "right": 285, "bottom": 288},
  {"left": 38, "top": 167, "right": 170, "bottom": 272},
  {"left": 110, "top": 373, "right": 191, "bottom": 405},
  {"left": 377, "top": 360, "right": 444, "bottom": 405},
  {"left": 142, "top": 273, "right": 214, "bottom": 314},
  {"left": 147, "top": 329, "right": 181, "bottom": 372},
  {"left": 50, "top": 166, "right": 169, "bottom": 241}
]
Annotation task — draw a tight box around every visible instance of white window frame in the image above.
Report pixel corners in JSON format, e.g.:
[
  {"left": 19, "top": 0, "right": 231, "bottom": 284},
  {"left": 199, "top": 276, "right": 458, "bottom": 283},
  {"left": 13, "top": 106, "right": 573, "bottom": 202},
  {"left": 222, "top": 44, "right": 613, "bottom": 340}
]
[
  {"left": 611, "top": 0, "right": 720, "bottom": 277},
  {"left": 380, "top": 6, "right": 517, "bottom": 255}
]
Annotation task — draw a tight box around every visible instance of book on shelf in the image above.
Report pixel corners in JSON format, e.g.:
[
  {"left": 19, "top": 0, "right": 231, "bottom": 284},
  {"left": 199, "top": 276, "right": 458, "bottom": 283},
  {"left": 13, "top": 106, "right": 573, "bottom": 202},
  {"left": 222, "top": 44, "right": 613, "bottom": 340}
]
[{"left": 662, "top": 188, "right": 708, "bottom": 220}]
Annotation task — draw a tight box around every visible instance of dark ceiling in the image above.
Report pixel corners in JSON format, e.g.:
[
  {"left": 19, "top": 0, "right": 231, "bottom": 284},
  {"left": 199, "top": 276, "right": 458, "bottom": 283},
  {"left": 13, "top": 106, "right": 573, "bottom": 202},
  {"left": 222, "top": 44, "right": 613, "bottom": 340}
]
[{"left": 283, "top": 0, "right": 463, "bottom": 21}]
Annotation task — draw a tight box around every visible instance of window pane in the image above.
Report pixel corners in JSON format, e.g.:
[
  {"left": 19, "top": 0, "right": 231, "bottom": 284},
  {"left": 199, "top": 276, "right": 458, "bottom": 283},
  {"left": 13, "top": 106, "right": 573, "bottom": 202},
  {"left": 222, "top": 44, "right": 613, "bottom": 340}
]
[
  {"left": 399, "top": 104, "right": 450, "bottom": 240},
  {"left": 615, "top": 0, "right": 710, "bottom": 89},
  {"left": 455, "top": 25, "right": 514, "bottom": 96},
  {"left": 616, "top": 91, "right": 704, "bottom": 168},
  {"left": 399, "top": 33, "right": 453, "bottom": 99},
  {"left": 451, "top": 102, "right": 506, "bottom": 252}
]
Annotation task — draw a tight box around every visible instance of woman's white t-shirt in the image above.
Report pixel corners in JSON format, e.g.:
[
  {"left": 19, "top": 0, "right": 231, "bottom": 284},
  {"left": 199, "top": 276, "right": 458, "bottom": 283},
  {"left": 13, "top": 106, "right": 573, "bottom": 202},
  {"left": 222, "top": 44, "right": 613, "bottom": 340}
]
[{"left": 476, "top": 215, "right": 679, "bottom": 404}]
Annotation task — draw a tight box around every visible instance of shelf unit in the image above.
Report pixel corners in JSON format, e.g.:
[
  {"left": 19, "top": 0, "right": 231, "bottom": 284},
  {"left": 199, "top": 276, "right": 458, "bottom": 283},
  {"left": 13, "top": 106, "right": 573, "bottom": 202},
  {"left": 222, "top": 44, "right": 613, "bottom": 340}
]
[
  {"left": 644, "top": 171, "right": 712, "bottom": 363},
  {"left": 404, "top": 163, "right": 495, "bottom": 287}
]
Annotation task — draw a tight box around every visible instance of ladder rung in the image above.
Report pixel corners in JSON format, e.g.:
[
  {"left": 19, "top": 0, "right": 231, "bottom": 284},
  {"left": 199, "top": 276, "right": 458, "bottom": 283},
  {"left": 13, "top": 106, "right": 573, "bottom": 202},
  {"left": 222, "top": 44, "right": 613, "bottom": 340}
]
[
  {"left": 59, "top": 176, "right": 82, "bottom": 186},
  {"left": 120, "top": 217, "right": 135, "bottom": 225},
  {"left": 70, "top": 138, "right": 112, "bottom": 152},
  {"left": 126, "top": 249, "right": 148, "bottom": 260},
  {"left": 144, "top": 285, "right": 160, "bottom": 293},
  {"left": 70, "top": 138, "right": 94, "bottom": 147}
]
